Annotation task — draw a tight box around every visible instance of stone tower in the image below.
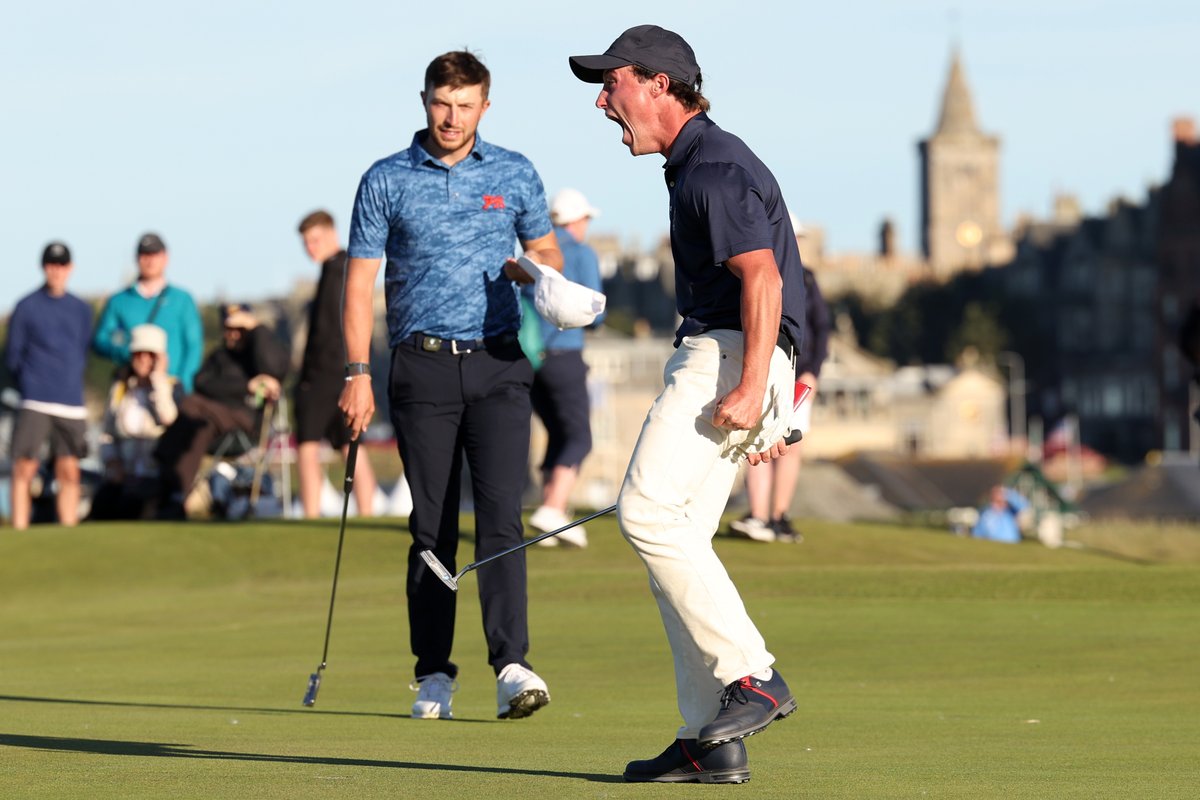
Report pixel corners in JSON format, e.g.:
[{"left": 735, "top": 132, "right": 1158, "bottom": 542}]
[{"left": 918, "top": 50, "right": 1005, "bottom": 278}]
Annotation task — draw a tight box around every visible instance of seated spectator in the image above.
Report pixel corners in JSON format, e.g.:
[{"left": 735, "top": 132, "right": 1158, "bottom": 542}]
[
  {"left": 89, "top": 324, "right": 181, "bottom": 520},
  {"left": 154, "top": 303, "right": 289, "bottom": 518},
  {"left": 972, "top": 485, "right": 1029, "bottom": 544}
]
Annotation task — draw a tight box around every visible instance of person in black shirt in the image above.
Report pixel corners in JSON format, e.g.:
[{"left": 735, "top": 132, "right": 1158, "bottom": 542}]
[
  {"left": 730, "top": 217, "right": 831, "bottom": 543},
  {"left": 154, "top": 303, "right": 289, "bottom": 518},
  {"left": 294, "top": 210, "right": 378, "bottom": 518}
]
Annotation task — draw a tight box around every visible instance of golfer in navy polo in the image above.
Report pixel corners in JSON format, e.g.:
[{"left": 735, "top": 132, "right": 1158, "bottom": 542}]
[
  {"left": 339, "top": 50, "right": 563, "bottom": 723},
  {"left": 571, "top": 26, "right": 806, "bottom": 782}
]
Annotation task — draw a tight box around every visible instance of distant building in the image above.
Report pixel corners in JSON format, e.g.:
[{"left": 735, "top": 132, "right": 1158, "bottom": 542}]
[
  {"left": 806, "top": 229, "right": 926, "bottom": 307},
  {"left": 999, "top": 118, "right": 1200, "bottom": 462},
  {"left": 590, "top": 233, "right": 679, "bottom": 336},
  {"left": 800, "top": 48, "right": 1014, "bottom": 306},
  {"left": 806, "top": 316, "right": 1007, "bottom": 459},
  {"left": 917, "top": 49, "right": 1013, "bottom": 278},
  {"left": 1157, "top": 117, "right": 1200, "bottom": 454},
  {"left": 1003, "top": 195, "right": 1160, "bottom": 461}
]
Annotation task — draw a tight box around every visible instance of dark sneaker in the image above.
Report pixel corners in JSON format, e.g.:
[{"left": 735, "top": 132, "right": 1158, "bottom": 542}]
[
  {"left": 729, "top": 514, "right": 775, "bottom": 542},
  {"left": 623, "top": 738, "right": 750, "bottom": 784},
  {"left": 772, "top": 515, "right": 803, "bottom": 543},
  {"left": 698, "top": 671, "right": 797, "bottom": 748}
]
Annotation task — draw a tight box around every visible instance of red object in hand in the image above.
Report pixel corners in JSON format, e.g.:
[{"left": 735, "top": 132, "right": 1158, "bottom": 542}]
[{"left": 793, "top": 380, "right": 813, "bottom": 412}]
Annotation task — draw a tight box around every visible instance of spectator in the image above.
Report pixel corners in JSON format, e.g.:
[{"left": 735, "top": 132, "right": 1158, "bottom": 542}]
[
  {"left": 972, "top": 485, "right": 1028, "bottom": 543},
  {"left": 89, "top": 324, "right": 181, "bottom": 520},
  {"left": 525, "top": 189, "right": 606, "bottom": 548},
  {"left": 338, "top": 50, "right": 563, "bottom": 722},
  {"left": 153, "top": 303, "right": 289, "bottom": 518},
  {"left": 92, "top": 233, "right": 204, "bottom": 392},
  {"left": 5, "top": 242, "right": 93, "bottom": 529},
  {"left": 730, "top": 214, "right": 831, "bottom": 543},
  {"left": 294, "top": 210, "right": 379, "bottom": 518}
]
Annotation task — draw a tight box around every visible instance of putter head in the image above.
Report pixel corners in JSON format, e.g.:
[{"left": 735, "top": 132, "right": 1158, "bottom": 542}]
[
  {"left": 419, "top": 549, "right": 459, "bottom": 592},
  {"left": 302, "top": 671, "right": 321, "bottom": 707}
]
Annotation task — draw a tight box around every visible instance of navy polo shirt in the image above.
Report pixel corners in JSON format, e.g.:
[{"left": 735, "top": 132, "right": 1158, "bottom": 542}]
[
  {"left": 348, "top": 130, "right": 553, "bottom": 345},
  {"left": 663, "top": 113, "right": 806, "bottom": 351}
]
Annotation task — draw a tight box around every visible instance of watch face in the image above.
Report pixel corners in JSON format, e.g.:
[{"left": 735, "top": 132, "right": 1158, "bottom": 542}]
[{"left": 956, "top": 220, "right": 983, "bottom": 248}]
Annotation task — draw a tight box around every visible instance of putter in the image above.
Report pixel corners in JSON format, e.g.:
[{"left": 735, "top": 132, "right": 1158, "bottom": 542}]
[
  {"left": 420, "top": 504, "right": 617, "bottom": 592},
  {"left": 302, "top": 439, "right": 359, "bottom": 707}
]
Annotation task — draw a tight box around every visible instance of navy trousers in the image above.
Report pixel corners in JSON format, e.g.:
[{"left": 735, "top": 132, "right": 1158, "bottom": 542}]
[
  {"left": 388, "top": 337, "right": 535, "bottom": 680},
  {"left": 531, "top": 349, "right": 593, "bottom": 473}
]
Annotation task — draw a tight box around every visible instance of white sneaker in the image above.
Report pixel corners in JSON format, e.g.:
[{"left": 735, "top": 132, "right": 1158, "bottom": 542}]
[
  {"left": 410, "top": 672, "right": 457, "bottom": 719},
  {"left": 496, "top": 663, "right": 550, "bottom": 719},
  {"left": 552, "top": 524, "right": 587, "bottom": 548},
  {"left": 529, "top": 505, "right": 588, "bottom": 548},
  {"left": 729, "top": 515, "right": 775, "bottom": 543}
]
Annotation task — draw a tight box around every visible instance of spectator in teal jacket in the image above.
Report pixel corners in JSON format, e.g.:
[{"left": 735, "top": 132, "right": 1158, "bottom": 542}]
[
  {"left": 92, "top": 233, "right": 204, "bottom": 392},
  {"left": 972, "top": 485, "right": 1028, "bottom": 544}
]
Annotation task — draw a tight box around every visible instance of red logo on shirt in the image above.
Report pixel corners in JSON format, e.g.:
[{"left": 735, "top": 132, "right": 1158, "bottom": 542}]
[{"left": 483, "top": 195, "right": 506, "bottom": 210}]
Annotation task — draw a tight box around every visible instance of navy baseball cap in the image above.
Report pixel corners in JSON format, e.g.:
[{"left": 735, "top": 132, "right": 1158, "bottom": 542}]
[
  {"left": 137, "top": 232, "right": 166, "bottom": 255},
  {"left": 569, "top": 25, "right": 700, "bottom": 88},
  {"left": 42, "top": 241, "right": 72, "bottom": 266}
]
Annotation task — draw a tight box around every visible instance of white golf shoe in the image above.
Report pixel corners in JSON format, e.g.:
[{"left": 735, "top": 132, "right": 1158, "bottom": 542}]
[
  {"left": 496, "top": 663, "right": 550, "bottom": 719},
  {"left": 729, "top": 515, "right": 775, "bottom": 543},
  {"left": 410, "top": 672, "right": 457, "bottom": 719},
  {"left": 529, "top": 505, "right": 588, "bottom": 548}
]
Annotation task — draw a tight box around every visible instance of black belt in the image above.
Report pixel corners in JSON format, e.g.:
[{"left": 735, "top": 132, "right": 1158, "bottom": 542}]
[
  {"left": 775, "top": 330, "right": 794, "bottom": 359},
  {"left": 696, "top": 326, "right": 793, "bottom": 358},
  {"left": 404, "top": 332, "right": 516, "bottom": 355}
]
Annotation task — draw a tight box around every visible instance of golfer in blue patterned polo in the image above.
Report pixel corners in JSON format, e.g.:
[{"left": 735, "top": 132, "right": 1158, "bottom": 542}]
[{"left": 339, "top": 50, "right": 563, "bottom": 723}]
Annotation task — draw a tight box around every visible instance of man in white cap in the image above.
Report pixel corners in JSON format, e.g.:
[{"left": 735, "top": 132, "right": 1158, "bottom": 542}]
[
  {"left": 523, "top": 189, "right": 606, "bottom": 547},
  {"left": 571, "top": 24, "right": 806, "bottom": 783}
]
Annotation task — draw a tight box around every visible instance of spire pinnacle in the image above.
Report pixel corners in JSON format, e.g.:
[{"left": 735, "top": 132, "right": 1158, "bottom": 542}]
[{"left": 935, "top": 49, "right": 980, "bottom": 136}]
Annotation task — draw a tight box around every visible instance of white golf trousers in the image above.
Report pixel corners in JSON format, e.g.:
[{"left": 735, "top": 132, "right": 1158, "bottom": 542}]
[{"left": 617, "top": 330, "right": 795, "bottom": 738}]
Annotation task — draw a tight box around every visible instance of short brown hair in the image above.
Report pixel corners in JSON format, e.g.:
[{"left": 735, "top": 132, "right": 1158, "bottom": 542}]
[
  {"left": 630, "top": 65, "right": 710, "bottom": 113},
  {"left": 425, "top": 50, "right": 491, "bottom": 99},
  {"left": 298, "top": 210, "right": 335, "bottom": 234}
]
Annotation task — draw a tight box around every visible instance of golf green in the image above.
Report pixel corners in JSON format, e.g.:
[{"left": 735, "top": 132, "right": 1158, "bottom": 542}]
[{"left": 2, "top": 517, "right": 1197, "bottom": 799}]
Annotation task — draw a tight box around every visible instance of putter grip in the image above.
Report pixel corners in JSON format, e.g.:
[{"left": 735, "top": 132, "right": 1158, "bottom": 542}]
[{"left": 344, "top": 440, "right": 358, "bottom": 493}]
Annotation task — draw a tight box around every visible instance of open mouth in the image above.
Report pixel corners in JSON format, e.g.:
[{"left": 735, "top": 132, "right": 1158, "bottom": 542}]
[{"left": 606, "top": 114, "right": 629, "bottom": 135}]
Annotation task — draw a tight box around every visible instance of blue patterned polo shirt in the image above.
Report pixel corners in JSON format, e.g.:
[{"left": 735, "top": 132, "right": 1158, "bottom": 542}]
[{"left": 348, "top": 130, "right": 553, "bottom": 345}]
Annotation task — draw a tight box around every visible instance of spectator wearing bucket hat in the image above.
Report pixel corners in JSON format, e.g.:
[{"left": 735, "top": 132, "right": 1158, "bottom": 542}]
[
  {"left": 522, "top": 188, "right": 606, "bottom": 548},
  {"left": 153, "top": 303, "right": 289, "bottom": 518},
  {"left": 92, "top": 232, "right": 204, "bottom": 392},
  {"left": 5, "top": 242, "right": 93, "bottom": 529},
  {"left": 90, "top": 324, "right": 183, "bottom": 520},
  {"left": 571, "top": 25, "right": 807, "bottom": 782}
]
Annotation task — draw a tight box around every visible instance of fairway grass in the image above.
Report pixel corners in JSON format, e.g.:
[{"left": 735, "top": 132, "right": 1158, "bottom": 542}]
[{"left": 2, "top": 517, "right": 1198, "bottom": 799}]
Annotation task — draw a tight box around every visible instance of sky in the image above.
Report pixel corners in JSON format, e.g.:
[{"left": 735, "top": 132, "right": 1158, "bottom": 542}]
[{"left": 3, "top": 0, "right": 1197, "bottom": 313}]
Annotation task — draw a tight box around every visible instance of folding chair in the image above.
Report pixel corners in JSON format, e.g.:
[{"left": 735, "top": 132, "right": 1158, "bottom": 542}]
[{"left": 191, "top": 395, "right": 293, "bottom": 519}]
